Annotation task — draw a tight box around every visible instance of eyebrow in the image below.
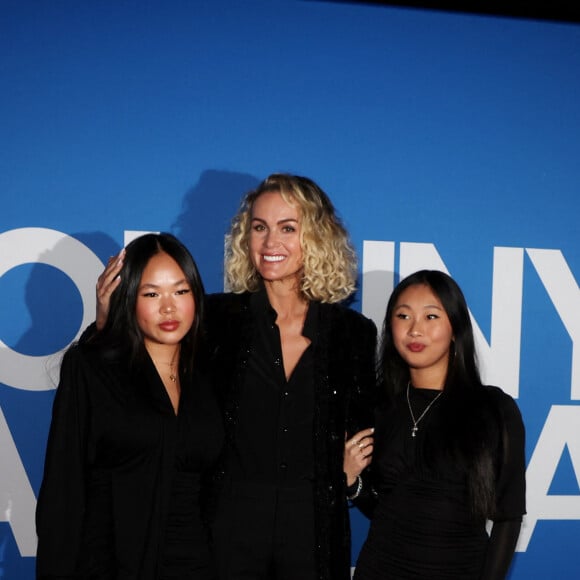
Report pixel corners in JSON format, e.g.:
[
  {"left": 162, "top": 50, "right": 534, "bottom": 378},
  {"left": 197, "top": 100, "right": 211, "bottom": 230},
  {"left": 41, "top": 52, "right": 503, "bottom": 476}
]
[
  {"left": 395, "top": 303, "right": 444, "bottom": 310},
  {"left": 251, "top": 217, "right": 299, "bottom": 225},
  {"left": 139, "top": 279, "right": 189, "bottom": 290}
]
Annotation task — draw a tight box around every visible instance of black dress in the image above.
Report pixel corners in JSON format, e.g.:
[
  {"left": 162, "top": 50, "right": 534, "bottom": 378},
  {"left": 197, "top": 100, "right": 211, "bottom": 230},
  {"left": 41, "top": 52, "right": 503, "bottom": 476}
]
[
  {"left": 354, "top": 385, "right": 526, "bottom": 580},
  {"left": 36, "top": 345, "right": 224, "bottom": 580}
]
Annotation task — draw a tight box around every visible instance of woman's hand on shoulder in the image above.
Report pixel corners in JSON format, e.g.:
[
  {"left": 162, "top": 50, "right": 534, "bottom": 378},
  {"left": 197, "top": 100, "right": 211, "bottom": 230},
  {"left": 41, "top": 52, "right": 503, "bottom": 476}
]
[
  {"left": 343, "top": 427, "right": 374, "bottom": 486},
  {"left": 96, "top": 249, "right": 124, "bottom": 330}
]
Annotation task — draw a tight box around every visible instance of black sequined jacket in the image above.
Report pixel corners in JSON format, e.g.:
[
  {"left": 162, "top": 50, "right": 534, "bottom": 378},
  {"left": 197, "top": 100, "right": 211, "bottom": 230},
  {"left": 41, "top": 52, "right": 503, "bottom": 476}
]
[{"left": 205, "top": 290, "right": 377, "bottom": 580}]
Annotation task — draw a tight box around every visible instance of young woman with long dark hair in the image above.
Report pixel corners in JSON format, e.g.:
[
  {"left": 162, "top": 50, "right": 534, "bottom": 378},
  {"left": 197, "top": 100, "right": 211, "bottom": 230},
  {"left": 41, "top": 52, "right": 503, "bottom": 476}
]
[
  {"left": 346, "top": 270, "right": 526, "bottom": 579},
  {"left": 36, "top": 233, "right": 223, "bottom": 580}
]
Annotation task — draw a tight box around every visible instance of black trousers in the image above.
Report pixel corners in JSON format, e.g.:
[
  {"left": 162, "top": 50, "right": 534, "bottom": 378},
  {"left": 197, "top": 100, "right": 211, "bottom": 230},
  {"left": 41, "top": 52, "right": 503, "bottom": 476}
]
[{"left": 212, "top": 481, "right": 317, "bottom": 580}]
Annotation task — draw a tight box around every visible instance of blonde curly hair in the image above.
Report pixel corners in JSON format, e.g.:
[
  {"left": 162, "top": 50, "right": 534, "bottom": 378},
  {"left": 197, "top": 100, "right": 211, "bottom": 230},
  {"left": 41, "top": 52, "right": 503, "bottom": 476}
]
[{"left": 225, "top": 173, "right": 357, "bottom": 303}]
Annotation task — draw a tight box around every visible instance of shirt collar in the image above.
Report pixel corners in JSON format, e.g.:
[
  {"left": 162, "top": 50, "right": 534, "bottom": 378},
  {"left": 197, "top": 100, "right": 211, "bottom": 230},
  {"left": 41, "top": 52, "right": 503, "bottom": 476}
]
[{"left": 250, "top": 284, "right": 319, "bottom": 341}]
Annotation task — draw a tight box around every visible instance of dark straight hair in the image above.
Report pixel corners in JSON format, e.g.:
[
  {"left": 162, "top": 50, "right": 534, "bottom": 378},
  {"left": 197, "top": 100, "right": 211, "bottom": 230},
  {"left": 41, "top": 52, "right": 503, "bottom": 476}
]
[{"left": 95, "top": 233, "right": 205, "bottom": 377}]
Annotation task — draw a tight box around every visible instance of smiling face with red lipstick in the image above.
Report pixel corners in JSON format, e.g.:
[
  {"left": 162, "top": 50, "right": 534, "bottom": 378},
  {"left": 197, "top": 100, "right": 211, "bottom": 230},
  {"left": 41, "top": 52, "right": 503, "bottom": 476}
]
[
  {"left": 391, "top": 283, "right": 454, "bottom": 389},
  {"left": 136, "top": 251, "right": 195, "bottom": 352}
]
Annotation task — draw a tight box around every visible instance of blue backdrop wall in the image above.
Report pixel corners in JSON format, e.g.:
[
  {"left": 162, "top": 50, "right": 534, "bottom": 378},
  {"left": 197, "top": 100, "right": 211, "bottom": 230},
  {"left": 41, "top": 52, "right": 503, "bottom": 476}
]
[{"left": 1, "top": 1, "right": 580, "bottom": 577}]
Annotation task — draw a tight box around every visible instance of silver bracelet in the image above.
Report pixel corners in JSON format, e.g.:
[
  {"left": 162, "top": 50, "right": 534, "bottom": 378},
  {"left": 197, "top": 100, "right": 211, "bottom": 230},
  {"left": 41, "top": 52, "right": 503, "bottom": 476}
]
[{"left": 346, "top": 475, "right": 363, "bottom": 500}]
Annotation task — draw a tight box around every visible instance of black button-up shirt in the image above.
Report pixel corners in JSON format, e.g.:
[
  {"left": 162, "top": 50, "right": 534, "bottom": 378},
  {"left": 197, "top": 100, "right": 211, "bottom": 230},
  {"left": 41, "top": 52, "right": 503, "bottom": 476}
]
[{"left": 229, "top": 288, "right": 317, "bottom": 485}]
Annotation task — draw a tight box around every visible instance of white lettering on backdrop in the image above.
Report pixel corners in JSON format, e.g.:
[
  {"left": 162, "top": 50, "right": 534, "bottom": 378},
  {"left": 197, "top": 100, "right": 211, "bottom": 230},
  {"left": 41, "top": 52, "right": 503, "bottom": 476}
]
[{"left": 0, "top": 228, "right": 102, "bottom": 391}]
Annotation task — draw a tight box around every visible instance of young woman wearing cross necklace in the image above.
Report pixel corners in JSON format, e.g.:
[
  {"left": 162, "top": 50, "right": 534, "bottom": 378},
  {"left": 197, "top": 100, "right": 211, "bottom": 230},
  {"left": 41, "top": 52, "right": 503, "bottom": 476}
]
[{"left": 346, "top": 270, "right": 526, "bottom": 580}]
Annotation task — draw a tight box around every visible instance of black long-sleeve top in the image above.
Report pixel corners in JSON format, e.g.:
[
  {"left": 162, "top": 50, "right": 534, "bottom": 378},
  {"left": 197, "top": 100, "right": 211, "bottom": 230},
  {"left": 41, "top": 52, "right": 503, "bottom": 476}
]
[
  {"left": 353, "top": 385, "right": 526, "bottom": 580},
  {"left": 36, "top": 345, "right": 224, "bottom": 580}
]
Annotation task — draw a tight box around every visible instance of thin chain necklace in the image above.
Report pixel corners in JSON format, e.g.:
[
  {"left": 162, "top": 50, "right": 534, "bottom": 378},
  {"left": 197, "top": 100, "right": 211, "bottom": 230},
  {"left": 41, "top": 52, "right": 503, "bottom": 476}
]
[
  {"left": 406, "top": 382, "right": 443, "bottom": 438},
  {"left": 168, "top": 359, "right": 178, "bottom": 383},
  {"left": 153, "top": 348, "right": 179, "bottom": 383}
]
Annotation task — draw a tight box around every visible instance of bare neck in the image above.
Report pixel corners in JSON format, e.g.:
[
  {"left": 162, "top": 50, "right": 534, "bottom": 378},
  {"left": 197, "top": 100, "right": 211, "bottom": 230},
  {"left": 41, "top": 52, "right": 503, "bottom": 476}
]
[
  {"left": 145, "top": 342, "right": 180, "bottom": 366},
  {"left": 264, "top": 279, "right": 308, "bottom": 320},
  {"left": 409, "top": 368, "right": 446, "bottom": 391}
]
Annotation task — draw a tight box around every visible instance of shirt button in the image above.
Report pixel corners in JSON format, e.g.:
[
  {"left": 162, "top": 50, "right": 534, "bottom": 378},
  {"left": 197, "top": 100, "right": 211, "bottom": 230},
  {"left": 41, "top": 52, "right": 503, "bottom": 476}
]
[{"left": 280, "top": 462, "right": 288, "bottom": 469}]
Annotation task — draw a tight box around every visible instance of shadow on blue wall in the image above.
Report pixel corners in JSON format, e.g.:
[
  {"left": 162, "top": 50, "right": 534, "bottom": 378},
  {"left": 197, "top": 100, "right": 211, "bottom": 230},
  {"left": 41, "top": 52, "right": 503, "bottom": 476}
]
[{"left": 173, "top": 169, "right": 260, "bottom": 293}]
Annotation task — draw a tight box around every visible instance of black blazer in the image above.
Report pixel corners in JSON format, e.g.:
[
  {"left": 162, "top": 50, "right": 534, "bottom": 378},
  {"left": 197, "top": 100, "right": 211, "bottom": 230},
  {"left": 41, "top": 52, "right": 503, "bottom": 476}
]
[{"left": 205, "top": 291, "right": 378, "bottom": 580}]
